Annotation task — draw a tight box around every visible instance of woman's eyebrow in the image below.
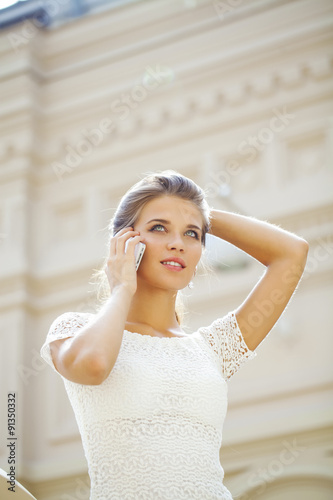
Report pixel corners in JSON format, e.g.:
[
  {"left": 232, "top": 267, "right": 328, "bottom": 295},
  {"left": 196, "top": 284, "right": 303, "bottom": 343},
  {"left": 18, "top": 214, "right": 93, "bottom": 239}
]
[{"left": 145, "top": 218, "right": 202, "bottom": 232}]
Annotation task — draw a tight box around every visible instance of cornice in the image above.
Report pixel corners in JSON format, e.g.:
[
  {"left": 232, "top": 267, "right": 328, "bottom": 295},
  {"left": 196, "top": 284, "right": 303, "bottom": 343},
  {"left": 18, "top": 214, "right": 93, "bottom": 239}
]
[
  {"left": 33, "top": 17, "right": 333, "bottom": 112},
  {"left": 33, "top": 1, "right": 333, "bottom": 80},
  {"left": 29, "top": 0, "right": 296, "bottom": 78},
  {"left": 2, "top": 0, "right": 332, "bottom": 86}
]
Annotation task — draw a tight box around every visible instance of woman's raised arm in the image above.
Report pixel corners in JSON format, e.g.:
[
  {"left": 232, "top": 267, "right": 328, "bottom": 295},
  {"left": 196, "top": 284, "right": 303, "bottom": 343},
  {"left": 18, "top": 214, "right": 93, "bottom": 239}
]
[{"left": 208, "top": 209, "right": 309, "bottom": 351}]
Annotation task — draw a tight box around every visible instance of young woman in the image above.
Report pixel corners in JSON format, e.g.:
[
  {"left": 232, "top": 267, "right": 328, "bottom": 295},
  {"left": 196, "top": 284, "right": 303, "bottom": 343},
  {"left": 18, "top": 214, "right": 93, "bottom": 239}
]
[{"left": 40, "top": 170, "right": 309, "bottom": 499}]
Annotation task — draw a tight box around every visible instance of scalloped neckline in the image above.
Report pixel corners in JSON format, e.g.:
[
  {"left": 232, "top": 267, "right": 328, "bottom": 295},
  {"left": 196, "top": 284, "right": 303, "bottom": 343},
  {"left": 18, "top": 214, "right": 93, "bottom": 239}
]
[{"left": 123, "top": 329, "right": 196, "bottom": 340}]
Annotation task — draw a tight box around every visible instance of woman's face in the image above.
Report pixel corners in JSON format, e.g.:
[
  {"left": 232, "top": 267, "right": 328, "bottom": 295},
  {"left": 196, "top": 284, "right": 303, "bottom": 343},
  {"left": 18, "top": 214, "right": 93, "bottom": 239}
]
[{"left": 133, "top": 195, "right": 203, "bottom": 291}]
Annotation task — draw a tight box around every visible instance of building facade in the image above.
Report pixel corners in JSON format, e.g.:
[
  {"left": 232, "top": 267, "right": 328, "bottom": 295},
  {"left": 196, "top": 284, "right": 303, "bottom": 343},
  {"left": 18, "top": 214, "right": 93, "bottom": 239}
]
[{"left": 0, "top": 0, "right": 332, "bottom": 498}]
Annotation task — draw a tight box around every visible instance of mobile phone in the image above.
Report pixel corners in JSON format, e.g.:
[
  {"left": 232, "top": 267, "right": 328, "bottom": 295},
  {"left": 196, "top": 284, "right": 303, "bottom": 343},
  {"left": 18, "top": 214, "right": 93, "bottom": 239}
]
[{"left": 125, "top": 237, "right": 146, "bottom": 271}]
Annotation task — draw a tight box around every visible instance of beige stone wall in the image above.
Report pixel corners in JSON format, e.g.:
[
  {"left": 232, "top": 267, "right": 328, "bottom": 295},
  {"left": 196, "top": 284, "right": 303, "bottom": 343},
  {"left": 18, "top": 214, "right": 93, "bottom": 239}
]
[{"left": 0, "top": 0, "right": 332, "bottom": 498}]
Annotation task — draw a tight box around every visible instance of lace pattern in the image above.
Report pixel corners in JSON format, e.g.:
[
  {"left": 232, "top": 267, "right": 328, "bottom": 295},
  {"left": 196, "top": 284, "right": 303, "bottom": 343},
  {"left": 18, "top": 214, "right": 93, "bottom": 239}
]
[
  {"left": 40, "top": 310, "right": 256, "bottom": 499},
  {"left": 198, "top": 311, "right": 257, "bottom": 381}
]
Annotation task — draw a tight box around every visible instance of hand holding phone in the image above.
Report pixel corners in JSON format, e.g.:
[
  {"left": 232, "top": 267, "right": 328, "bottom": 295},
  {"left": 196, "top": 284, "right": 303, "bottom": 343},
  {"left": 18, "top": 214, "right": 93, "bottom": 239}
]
[
  {"left": 125, "top": 237, "right": 146, "bottom": 271},
  {"left": 105, "top": 227, "right": 145, "bottom": 295}
]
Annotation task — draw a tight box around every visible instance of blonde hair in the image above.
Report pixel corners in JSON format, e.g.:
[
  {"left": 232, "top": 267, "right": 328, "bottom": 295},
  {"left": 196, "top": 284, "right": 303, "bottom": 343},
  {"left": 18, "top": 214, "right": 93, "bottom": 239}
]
[{"left": 90, "top": 169, "right": 213, "bottom": 326}]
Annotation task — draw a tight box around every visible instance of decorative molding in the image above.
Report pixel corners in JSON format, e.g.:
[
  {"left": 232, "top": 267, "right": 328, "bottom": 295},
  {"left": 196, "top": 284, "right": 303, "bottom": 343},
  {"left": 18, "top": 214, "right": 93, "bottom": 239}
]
[{"left": 0, "top": 58, "right": 331, "bottom": 185}]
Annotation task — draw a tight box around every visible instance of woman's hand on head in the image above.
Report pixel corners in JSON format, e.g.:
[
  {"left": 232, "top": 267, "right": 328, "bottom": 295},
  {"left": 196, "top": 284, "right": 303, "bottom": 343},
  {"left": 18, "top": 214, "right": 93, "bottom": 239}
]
[{"left": 104, "top": 226, "right": 143, "bottom": 295}]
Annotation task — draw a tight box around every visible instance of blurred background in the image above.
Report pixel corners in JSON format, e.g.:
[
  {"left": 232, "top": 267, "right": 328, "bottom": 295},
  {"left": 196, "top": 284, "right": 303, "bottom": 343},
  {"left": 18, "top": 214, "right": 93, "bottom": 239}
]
[{"left": 0, "top": 0, "right": 332, "bottom": 498}]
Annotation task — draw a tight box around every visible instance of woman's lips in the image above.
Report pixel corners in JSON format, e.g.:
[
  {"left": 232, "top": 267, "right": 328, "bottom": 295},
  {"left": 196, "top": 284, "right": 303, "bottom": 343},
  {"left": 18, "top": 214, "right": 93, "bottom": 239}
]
[{"left": 161, "top": 263, "right": 184, "bottom": 272}]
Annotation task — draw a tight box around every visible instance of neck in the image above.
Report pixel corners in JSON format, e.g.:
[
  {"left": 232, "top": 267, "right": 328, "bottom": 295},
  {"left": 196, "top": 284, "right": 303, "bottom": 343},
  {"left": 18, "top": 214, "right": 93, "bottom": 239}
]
[{"left": 126, "top": 282, "right": 180, "bottom": 332}]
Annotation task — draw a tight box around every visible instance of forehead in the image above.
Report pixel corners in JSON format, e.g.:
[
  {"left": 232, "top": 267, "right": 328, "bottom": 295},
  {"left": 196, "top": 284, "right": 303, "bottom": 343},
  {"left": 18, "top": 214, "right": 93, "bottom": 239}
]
[{"left": 138, "top": 196, "right": 202, "bottom": 224}]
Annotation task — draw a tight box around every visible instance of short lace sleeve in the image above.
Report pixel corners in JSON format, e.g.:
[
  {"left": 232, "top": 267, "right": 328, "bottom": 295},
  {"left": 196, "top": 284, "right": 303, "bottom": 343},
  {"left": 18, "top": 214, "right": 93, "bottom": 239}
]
[
  {"left": 40, "top": 311, "right": 92, "bottom": 373},
  {"left": 198, "top": 310, "right": 257, "bottom": 381}
]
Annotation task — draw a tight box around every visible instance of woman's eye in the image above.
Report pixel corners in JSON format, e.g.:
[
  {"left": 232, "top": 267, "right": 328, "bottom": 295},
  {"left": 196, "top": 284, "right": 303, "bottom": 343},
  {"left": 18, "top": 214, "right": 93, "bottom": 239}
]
[
  {"left": 150, "top": 224, "right": 199, "bottom": 239},
  {"left": 151, "top": 224, "right": 164, "bottom": 232}
]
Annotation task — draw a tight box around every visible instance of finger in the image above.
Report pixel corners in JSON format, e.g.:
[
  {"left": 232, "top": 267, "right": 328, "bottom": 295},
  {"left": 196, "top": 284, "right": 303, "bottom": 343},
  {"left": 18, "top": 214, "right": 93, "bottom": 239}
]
[
  {"left": 109, "top": 227, "right": 134, "bottom": 256},
  {"left": 113, "top": 226, "right": 133, "bottom": 237},
  {"left": 117, "top": 231, "right": 140, "bottom": 251},
  {"left": 123, "top": 234, "right": 142, "bottom": 253}
]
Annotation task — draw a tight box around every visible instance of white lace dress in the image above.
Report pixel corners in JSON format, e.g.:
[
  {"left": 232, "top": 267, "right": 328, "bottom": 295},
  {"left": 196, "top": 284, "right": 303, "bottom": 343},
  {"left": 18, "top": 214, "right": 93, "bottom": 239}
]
[{"left": 40, "top": 310, "right": 257, "bottom": 500}]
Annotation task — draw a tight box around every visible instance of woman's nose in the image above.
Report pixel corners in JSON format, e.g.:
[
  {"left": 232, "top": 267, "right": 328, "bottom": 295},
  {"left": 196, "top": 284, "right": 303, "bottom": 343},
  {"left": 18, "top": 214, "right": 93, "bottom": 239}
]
[{"left": 167, "top": 235, "right": 185, "bottom": 250}]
